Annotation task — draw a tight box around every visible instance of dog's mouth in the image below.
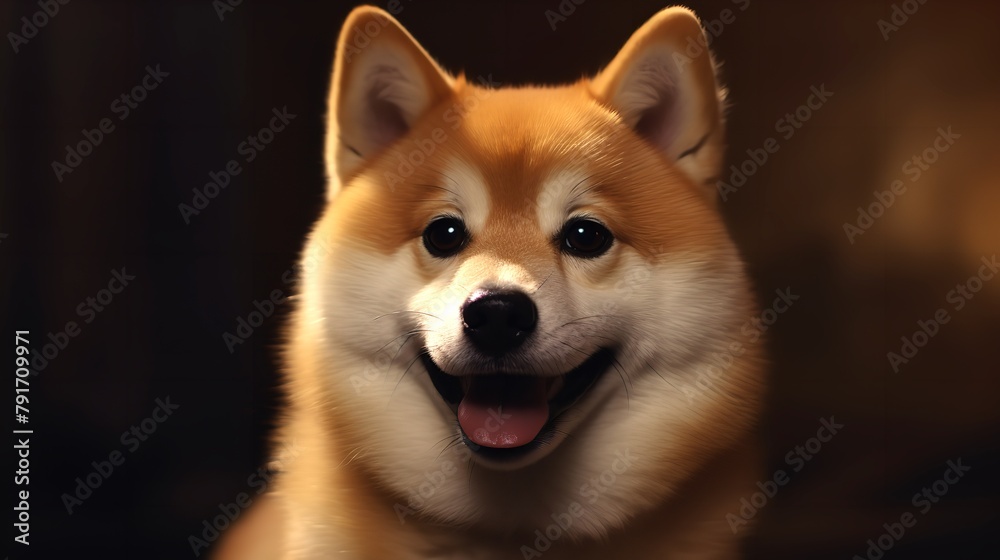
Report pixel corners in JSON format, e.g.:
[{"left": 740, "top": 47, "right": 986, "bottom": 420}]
[{"left": 421, "top": 348, "right": 615, "bottom": 461}]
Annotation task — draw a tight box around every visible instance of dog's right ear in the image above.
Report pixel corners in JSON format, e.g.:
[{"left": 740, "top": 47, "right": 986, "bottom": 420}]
[
  {"left": 590, "top": 7, "right": 725, "bottom": 196},
  {"left": 325, "top": 6, "right": 454, "bottom": 199}
]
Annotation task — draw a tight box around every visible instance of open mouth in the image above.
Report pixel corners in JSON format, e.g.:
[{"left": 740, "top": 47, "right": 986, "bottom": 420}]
[{"left": 421, "top": 348, "right": 616, "bottom": 461}]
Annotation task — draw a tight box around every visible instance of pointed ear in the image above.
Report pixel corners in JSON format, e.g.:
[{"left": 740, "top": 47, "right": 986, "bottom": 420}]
[
  {"left": 590, "top": 7, "right": 725, "bottom": 194},
  {"left": 325, "top": 6, "right": 455, "bottom": 198}
]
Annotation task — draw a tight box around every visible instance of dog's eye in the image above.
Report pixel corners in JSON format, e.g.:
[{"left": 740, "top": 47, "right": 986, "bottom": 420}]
[
  {"left": 423, "top": 217, "right": 469, "bottom": 258},
  {"left": 561, "top": 219, "right": 614, "bottom": 258}
]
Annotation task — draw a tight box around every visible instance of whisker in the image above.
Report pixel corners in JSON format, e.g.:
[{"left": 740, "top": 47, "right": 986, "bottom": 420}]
[
  {"left": 531, "top": 270, "right": 554, "bottom": 294},
  {"left": 450, "top": 280, "right": 471, "bottom": 294},
  {"left": 372, "top": 329, "right": 430, "bottom": 356},
  {"left": 382, "top": 332, "right": 423, "bottom": 383},
  {"left": 386, "top": 348, "right": 430, "bottom": 407},
  {"left": 557, "top": 340, "right": 591, "bottom": 357},
  {"left": 645, "top": 358, "right": 680, "bottom": 393},
  {"left": 467, "top": 456, "right": 476, "bottom": 492},
  {"left": 431, "top": 433, "right": 458, "bottom": 450},
  {"left": 372, "top": 310, "right": 443, "bottom": 322},
  {"left": 551, "top": 428, "right": 574, "bottom": 442},
  {"left": 437, "top": 435, "right": 465, "bottom": 459},
  {"left": 609, "top": 356, "right": 632, "bottom": 410}
]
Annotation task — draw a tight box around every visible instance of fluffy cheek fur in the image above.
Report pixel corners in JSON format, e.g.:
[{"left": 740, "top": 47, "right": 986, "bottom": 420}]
[
  {"left": 305, "top": 234, "right": 477, "bottom": 515},
  {"left": 542, "top": 249, "right": 760, "bottom": 538},
  {"left": 300, "top": 211, "right": 759, "bottom": 539}
]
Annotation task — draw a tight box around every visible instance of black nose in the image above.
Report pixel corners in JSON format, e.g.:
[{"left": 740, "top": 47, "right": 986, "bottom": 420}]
[{"left": 461, "top": 289, "right": 538, "bottom": 357}]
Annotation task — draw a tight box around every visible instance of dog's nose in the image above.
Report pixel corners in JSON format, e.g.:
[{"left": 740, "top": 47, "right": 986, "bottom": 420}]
[{"left": 461, "top": 289, "right": 538, "bottom": 357}]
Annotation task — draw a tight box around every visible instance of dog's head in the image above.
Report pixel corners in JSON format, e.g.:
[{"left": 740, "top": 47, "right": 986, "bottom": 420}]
[{"left": 293, "top": 6, "right": 763, "bottom": 538}]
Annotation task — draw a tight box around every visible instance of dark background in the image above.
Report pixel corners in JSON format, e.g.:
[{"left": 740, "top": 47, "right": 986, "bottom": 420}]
[{"left": 2, "top": 0, "right": 999, "bottom": 558}]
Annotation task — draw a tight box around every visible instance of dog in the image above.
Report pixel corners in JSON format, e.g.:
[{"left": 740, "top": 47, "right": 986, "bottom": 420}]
[{"left": 215, "top": 5, "right": 766, "bottom": 559}]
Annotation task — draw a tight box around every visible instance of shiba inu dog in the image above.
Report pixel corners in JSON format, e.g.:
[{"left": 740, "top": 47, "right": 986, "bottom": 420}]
[{"left": 217, "top": 5, "right": 766, "bottom": 559}]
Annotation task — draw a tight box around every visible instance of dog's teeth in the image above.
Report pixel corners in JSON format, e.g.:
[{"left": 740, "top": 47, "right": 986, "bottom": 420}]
[{"left": 547, "top": 377, "right": 565, "bottom": 399}]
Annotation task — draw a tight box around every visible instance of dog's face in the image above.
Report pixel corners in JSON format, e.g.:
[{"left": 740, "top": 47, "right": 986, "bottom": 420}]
[{"left": 294, "top": 7, "right": 763, "bottom": 538}]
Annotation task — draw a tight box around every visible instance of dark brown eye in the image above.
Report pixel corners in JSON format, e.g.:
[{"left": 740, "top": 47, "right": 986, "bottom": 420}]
[
  {"left": 561, "top": 219, "right": 613, "bottom": 258},
  {"left": 423, "top": 217, "right": 468, "bottom": 258}
]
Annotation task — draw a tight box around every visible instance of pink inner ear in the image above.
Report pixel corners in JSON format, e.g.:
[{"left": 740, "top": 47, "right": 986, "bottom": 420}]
[
  {"left": 365, "top": 94, "right": 409, "bottom": 152},
  {"left": 634, "top": 86, "right": 679, "bottom": 154},
  {"left": 358, "top": 65, "right": 416, "bottom": 154},
  {"left": 620, "top": 57, "right": 684, "bottom": 156}
]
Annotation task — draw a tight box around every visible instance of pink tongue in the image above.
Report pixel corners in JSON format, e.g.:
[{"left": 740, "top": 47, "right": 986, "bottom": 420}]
[{"left": 458, "top": 376, "right": 549, "bottom": 449}]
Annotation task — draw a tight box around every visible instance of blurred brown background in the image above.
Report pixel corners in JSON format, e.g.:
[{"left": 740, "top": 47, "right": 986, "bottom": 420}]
[{"left": 2, "top": 0, "right": 998, "bottom": 558}]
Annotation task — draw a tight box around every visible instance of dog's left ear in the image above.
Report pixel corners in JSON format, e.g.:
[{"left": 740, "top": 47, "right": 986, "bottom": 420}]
[{"left": 591, "top": 7, "right": 725, "bottom": 194}]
